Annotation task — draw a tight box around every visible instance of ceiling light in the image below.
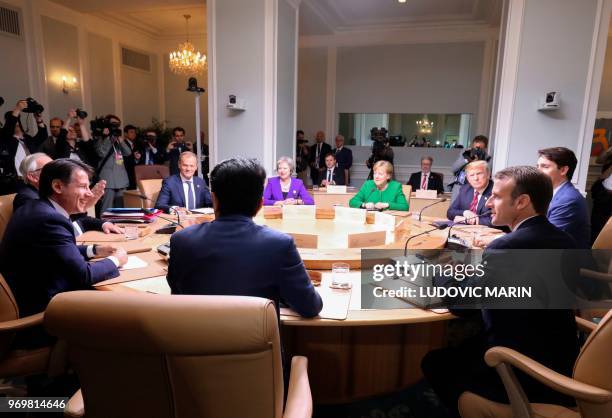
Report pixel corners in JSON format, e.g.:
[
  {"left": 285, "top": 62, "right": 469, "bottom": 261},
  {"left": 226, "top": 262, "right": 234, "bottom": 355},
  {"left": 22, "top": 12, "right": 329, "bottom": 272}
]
[{"left": 169, "top": 14, "right": 207, "bottom": 76}]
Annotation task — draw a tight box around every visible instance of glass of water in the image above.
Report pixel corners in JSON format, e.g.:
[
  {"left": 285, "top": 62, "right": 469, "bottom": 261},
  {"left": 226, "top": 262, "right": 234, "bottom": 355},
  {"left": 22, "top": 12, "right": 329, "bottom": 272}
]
[
  {"left": 330, "top": 262, "right": 351, "bottom": 289},
  {"left": 124, "top": 225, "right": 139, "bottom": 240}
]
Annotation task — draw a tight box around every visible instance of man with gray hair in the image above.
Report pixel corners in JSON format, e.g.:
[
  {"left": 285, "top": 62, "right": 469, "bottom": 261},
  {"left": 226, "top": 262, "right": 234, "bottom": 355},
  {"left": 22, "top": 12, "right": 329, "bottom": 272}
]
[{"left": 333, "top": 134, "right": 353, "bottom": 185}]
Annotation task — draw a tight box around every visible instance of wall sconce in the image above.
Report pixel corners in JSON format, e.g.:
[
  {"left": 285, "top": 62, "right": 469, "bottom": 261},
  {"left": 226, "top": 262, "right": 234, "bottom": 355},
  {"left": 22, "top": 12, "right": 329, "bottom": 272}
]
[{"left": 61, "top": 75, "right": 78, "bottom": 94}]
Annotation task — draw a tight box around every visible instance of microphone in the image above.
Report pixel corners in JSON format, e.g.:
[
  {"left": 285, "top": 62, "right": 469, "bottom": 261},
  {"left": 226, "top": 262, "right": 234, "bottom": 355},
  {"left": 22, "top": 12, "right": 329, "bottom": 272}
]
[
  {"left": 156, "top": 214, "right": 184, "bottom": 235},
  {"left": 404, "top": 224, "right": 449, "bottom": 256},
  {"left": 445, "top": 213, "right": 489, "bottom": 249},
  {"left": 418, "top": 197, "right": 447, "bottom": 222}
]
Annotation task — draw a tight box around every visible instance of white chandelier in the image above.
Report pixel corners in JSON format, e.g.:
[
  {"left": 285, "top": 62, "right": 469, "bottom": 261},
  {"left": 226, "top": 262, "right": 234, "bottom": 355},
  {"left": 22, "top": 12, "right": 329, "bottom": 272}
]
[
  {"left": 416, "top": 115, "right": 434, "bottom": 134},
  {"left": 169, "top": 14, "right": 206, "bottom": 76}
]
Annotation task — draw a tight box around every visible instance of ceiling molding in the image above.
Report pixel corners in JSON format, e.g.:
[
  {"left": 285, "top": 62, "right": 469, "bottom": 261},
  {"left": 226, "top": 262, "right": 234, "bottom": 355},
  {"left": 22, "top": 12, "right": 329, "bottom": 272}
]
[{"left": 303, "top": 0, "right": 338, "bottom": 33}]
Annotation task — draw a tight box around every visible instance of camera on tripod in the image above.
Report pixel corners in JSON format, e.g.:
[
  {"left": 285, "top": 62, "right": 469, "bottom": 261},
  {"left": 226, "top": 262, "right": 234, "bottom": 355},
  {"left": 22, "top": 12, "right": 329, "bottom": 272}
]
[{"left": 22, "top": 97, "right": 44, "bottom": 114}]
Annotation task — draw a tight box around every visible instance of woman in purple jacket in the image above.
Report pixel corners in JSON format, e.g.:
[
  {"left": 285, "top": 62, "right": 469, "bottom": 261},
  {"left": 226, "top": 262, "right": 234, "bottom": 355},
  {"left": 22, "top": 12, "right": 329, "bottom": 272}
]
[{"left": 263, "top": 156, "right": 314, "bottom": 206}]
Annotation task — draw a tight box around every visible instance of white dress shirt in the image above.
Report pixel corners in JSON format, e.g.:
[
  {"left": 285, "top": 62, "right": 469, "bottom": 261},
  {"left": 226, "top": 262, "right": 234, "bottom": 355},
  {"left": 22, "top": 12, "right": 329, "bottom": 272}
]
[{"left": 14, "top": 137, "right": 28, "bottom": 174}]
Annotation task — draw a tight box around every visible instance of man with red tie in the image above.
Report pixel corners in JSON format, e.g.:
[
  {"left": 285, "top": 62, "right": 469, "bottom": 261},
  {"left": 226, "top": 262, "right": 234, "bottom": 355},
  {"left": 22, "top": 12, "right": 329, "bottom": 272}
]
[
  {"left": 407, "top": 155, "right": 445, "bottom": 194},
  {"left": 446, "top": 160, "right": 493, "bottom": 225}
]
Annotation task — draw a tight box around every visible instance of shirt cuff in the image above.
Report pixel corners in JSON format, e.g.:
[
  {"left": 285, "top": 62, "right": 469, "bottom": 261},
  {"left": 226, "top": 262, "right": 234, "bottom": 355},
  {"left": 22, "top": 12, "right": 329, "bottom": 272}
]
[
  {"left": 86, "top": 245, "right": 95, "bottom": 259},
  {"left": 107, "top": 256, "right": 121, "bottom": 267}
]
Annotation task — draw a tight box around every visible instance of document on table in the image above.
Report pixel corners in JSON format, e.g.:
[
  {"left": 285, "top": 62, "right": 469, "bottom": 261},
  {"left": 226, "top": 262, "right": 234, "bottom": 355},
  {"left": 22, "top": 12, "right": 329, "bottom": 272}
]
[{"left": 119, "top": 256, "right": 148, "bottom": 270}]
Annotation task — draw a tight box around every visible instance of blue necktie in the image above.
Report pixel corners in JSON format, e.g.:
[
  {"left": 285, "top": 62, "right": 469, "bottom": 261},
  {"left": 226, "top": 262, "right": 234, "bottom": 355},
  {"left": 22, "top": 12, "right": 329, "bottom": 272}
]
[{"left": 186, "top": 181, "right": 195, "bottom": 209}]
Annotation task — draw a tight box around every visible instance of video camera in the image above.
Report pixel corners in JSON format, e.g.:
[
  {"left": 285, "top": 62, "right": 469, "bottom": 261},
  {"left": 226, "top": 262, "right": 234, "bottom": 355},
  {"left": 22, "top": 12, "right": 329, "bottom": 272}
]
[
  {"left": 22, "top": 97, "right": 44, "bottom": 114},
  {"left": 75, "top": 108, "right": 88, "bottom": 119},
  {"left": 463, "top": 147, "right": 490, "bottom": 162},
  {"left": 90, "top": 116, "right": 121, "bottom": 137}
]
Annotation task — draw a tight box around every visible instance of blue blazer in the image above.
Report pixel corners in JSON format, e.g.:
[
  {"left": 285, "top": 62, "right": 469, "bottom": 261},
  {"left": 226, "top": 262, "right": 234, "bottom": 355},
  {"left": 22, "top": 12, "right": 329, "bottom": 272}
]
[
  {"left": 447, "top": 181, "right": 493, "bottom": 226},
  {"left": 155, "top": 174, "right": 212, "bottom": 213},
  {"left": 0, "top": 199, "right": 119, "bottom": 318},
  {"left": 263, "top": 177, "right": 314, "bottom": 206},
  {"left": 547, "top": 182, "right": 591, "bottom": 249},
  {"left": 167, "top": 215, "right": 323, "bottom": 318}
]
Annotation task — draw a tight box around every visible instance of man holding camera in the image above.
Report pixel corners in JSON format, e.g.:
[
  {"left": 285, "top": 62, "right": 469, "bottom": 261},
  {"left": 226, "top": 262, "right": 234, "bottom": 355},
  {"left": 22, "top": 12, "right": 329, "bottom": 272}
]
[
  {"left": 449, "top": 135, "right": 492, "bottom": 202},
  {"left": 0, "top": 99, "right": 48, "bottom": 195},
  {"left": 93, "top": 114, "right": 132, "bottom": 213},
  {"left": 166, "top": 127, "right": 193, "bottom": 175},
  {"left": 135, "top": 129, "right": 166, "bottom": 166},
  {"left": 54, "top": 109, "right": 96, "bottom": 166}
]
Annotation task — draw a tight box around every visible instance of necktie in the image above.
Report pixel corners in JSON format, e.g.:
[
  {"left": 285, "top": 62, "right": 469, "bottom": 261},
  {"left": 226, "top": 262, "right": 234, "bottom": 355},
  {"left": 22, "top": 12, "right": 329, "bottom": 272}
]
[
  {"left": 327, "top": 170, "right": 332, "bottom": 182},
  {"left": 469, "top": 191, "right": 479, "bottom": 213},
  {"left": 186, "top": 181, "right": 195, "bottom": 210},
  {"left": 421, "top": 174, "right": 427, "bottom": 190},
  {"left": 316, "top": 144, "right": 321, "bottom": 168}
]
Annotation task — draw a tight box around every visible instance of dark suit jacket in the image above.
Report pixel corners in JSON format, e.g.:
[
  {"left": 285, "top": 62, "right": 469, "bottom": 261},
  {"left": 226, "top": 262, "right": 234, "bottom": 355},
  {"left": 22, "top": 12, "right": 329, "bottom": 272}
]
[
  {"left": 547, "top": 182, "right": 591, "bottom": 249},
  {"left": 167, "top": 215, "right": 323, "bottom": 318},
  {"left": 320, "top": 166, "right": 346, "bottom": 186},
  {"left": 0, "top": 113, "right": 47, "bottom": 178},
  {"left": 155, "top": 174, "right": 212, "bottom": 213},
  {"left": 447, "top": 181, "right": 493, "bottom": 225},
  {"left": 0, "top": 199, "right": 118, "bottom": 318},
  {"left": 333, "top": 147, "right": 353, "bottom": 171},
  {"left": 309, "top": 142, "right": 332, "bottom": 170},
  {"left": 407, "top": 171, "right": 444, "bottom": 194},
  {"left": 167, "top": 143, "right": 192, "bottom": 175},
  {"left": 13, "top": 184, "right": 104, "bottom": 232},
  {"left": 135, "top": 145, "right": 166, "bottom": 166}
]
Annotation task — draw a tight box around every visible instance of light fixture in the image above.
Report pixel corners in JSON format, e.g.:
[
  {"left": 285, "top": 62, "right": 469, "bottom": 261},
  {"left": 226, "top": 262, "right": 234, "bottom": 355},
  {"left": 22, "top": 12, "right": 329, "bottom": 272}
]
[
  {"left": 61, "top": 75, "right": 78, "bottom": 94},
  {"left": 416, "top": 115, "right": 434, "bottom": 134},
  {"left": 169, "top": 14, "right": 206, "bottom": 76},
  {"left": 398, "top": 0, "right": 407, "bottom": 3}
]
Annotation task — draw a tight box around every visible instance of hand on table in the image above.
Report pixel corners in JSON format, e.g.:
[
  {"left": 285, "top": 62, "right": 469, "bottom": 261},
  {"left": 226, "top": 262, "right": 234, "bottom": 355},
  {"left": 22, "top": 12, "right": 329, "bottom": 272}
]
[
  {"left": 95, "top": 245, "right": 117, "bottom": 258},
  {"left": 114, "top": 247, "right": 128, "bottom": 267},
  {"left": 364, "top": 202, "right": 375, "bottom": 210},
  {"left": 102, "top": 222, "right": 124, "bottom": 234},
  {"left": 374, "top": 202, "right": 389, "bottom": 210},
  {"left": 462, "top": 210, "right": 478, "bottom": 224}
]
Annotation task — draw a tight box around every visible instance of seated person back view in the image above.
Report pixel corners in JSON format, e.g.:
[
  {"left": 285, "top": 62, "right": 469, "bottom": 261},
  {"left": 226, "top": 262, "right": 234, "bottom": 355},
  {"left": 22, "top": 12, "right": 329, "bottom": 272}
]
[
  {"left": 349, "top": 160, "right": 409, "bottom": 211},
  {"left": 155, "top": 151, "right": 212, "bottom": 213},
  {"left": 167, "top": 157, "right": 322, "bottom": 319},
  {"left": 263, "top": 156, "right": 314, "bottom": 206},
  {"left": 14, "top": 153, "right": 123, "bottom": 235},
  {"left": 407, "top": 155, "right": 444, "bottom": 194},
  {"left": 447, "top": 160, "right": 493, "bottom": 225},
  {"left": 0, "top": 159, "right": 127, "bottom": 347},
  {"left": 320, "top": 152, "right": 346, "bottom": 187},
  {"left": 537, "top": 147, "right": 591, "bottom": 248}
]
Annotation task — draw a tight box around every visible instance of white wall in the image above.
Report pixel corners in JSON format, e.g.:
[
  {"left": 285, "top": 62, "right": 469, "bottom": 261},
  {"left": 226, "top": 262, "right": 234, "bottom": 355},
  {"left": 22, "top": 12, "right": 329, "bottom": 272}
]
[
  {"left": 87, "top": 33, "right": 115, "bottom": 119},
  {"left": 121, "top": 51, "right": 160, "bottom": 128},
  {"left": 297, "top": 47, "right": 327, "bottom": 141},
  {"left": 597, "top": 36, "right": 612, "bottom": 112},
  {"left": 276, "top": 0, "right": 297, "bottom": 162}
]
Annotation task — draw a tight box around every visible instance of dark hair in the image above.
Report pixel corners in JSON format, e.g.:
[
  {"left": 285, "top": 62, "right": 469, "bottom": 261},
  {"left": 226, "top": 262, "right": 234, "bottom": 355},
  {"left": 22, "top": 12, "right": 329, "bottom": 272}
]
[
  {"left": 494, "top": 166, "right": 552, "bottom": 215},
  {"left": 39, "top": 159, "right": 95, "bottom": 199},
  {"left": 210, "top": 157, "right": 266, "bottom": 217},
  {"left": 105, "top": 114, "right": 121, "bottom": 124},
  {"left": 538, "top": 147, "right": 577, "bottom": 181},
  {"left": 173, "top": 127, "right": 185, "bottom": 136},
  {"left": 123, "top": 124, "right": 137, "bottom": 133},
  {"left": 324, "top": 152, "right": 336, "bottom": 160},
  {"left": 472, "top": 135, "right": 489, "bottom": 147},
  {"left": 296, "top": 130, "right": 304, "bottom": 136}
]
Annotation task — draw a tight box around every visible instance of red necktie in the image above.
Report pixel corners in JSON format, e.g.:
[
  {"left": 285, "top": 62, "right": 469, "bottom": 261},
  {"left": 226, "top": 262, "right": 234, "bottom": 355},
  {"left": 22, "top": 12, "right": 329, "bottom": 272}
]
[
  {"left": 421, "top": 174, "right": 427, "bottom": 190},
  {"left": 469, "top": 191, "right": 479, "bottom": 213}
]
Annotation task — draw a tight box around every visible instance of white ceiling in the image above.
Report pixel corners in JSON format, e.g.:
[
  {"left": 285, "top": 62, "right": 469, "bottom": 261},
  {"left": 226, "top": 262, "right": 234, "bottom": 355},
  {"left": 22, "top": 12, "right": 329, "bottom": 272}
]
[
  {"left": 300, "top": 0, "right": 502, "bottom": 36},
  {"left": 49, "top": 0, "right": 206, "bottom": 38}
]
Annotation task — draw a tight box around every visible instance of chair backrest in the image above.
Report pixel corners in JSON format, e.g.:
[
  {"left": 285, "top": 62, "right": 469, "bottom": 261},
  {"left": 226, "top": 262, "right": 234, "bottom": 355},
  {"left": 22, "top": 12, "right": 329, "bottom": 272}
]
[
  {"left": 44, "top": 292, "right": 284, "bottom": 418},
  {"left": 573, "top": 309, "right": 612, "bottom": 416},
  {"left": 137, "top": 179, "right": 163, "bottom": 208},
  {"left": 134, "top": 165, "right": 169, "bottom": 185},
  {"left": 0, "top": 193, "right": 15, "bottom": 241},
  {"left": 593, "top": 217, "right": 612, "bottom": 250},
  {"left": 401, "top": 184, "right": 412, "bottom": 208},
  {"left": 0, "top": 274, "right": 20, "bottom": 358}
]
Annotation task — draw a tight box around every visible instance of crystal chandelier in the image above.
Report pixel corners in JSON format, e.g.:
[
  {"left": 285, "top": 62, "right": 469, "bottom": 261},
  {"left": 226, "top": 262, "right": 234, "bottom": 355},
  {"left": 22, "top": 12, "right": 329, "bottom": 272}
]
[
  {"left": 169, "top": 14, "right": 206, "bottom": 76},
  {"left": 416, "top": 115, "right": 434, "bottom": 134}
]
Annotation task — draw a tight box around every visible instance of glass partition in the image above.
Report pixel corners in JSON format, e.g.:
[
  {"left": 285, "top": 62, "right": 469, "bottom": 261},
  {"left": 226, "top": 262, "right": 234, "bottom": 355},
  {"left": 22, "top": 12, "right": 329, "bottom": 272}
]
[{"left": 338, "top": 113, "right": 473, "bottom": 147}]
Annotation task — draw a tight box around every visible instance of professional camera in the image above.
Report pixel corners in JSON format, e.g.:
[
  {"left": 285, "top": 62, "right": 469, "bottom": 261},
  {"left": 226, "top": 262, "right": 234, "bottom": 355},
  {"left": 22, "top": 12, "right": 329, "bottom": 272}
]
[
  {"left": 22, "top": 97, "right": 44, "bottom": 114},
  {"left": 75, "top": 108, "right": 88, "bottom": 119},
  {"left": 463, "top": 147, "right": 490, "bottom": 162},
  {"left": 90, "top": 116, "right": 121, "bottom": 137}
]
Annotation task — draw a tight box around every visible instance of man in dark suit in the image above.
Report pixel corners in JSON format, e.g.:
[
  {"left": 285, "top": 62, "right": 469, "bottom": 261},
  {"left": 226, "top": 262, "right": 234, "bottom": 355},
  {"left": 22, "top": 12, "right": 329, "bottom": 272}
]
[
  {"left": 422, "top": 166, "right": 579, "bottom": 417},
  {"left": 166, "top": 127, "right": 194, "bottom": 176},
  {"left": 320, "top": 153, "right": 346, "bottom": 186},
  {"left": 447, "top": 160, "right": 493, "bottom": 226},
  {"left": 0, "top": 159, "right": 127, "bottom": 347},
  {"left": 537, "top": 147, "right": 591, "bottom": 248},
  {"left": 134, "top": 129, "right": 166, "bottom": 166},
  {"left": 155, "top": 151, "right": 212, "bottom": 213},
  {"left": 407, "top": 155, "right": 445, "bottom": 194},
  {"left": 167, "top": 157, "right": 323, "bottom": 319},
  {"left": 122, "top": 125, "right": 139, "bottom": 189},
  {"left": 333, "top": 134, "right": 352, "bottom": 185},
  {"left": 309, "top": 130, "right": 332, "bottom": 186}
]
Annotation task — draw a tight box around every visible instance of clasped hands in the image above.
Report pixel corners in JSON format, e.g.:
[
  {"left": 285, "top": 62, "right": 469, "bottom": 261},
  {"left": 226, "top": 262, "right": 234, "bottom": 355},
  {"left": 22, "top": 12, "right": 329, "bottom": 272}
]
[
  {"left": 453, "top": 210, "right": 479, "bottom": 225},
  {"left": 364, "top": 202, "right": 389, "bottom": 210}
]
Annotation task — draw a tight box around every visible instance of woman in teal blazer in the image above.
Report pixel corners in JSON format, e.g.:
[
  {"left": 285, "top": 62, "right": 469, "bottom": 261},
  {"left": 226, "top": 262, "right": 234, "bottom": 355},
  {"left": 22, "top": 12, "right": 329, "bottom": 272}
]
[{"left": 349, "top": 160, "right": 409, "bottom": 211}]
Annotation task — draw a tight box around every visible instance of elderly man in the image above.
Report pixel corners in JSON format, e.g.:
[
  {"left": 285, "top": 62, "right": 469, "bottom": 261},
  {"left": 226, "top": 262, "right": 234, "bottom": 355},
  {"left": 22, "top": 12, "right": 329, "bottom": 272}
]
[
  {"left": 333, "top": 134, "right": 353, "bottom": 185},
  {"left": 447, "top": 160, "right": 492, "bottom": 225},
  {"left": 407, "top": 155, "right": 445, "bottom": 195}
]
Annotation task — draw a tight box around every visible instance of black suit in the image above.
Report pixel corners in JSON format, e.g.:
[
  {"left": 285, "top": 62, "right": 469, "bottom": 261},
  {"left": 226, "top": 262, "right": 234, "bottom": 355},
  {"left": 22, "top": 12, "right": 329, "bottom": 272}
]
[
  {"left": 320, "top": 166, "right": 346, "bottom": 186},
  {"left": 309, "top": 142, "right": 332, "bottom": 185},
  {"left": 123, "top": 139, "right": 138, "bottom": 189},
  {"left": 407, "top": 171, "right": 444, "bottom": 194},
  {"left": 422, "top": 216, "right": 579, "bottom": 416},
  {"left": 54, "top": 129, "right": 98, "bottom": 166},
  {"left": 447, "top": 182, "right": 493, "bottom": 226}
]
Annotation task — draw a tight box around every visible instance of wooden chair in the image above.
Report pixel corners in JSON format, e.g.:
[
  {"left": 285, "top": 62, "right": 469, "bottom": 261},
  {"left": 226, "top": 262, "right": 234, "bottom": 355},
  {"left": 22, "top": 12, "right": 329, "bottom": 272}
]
[
  {"left": 401, "top": 184, "right": 412, "bottom": 209},
  {"left": 0, "top": 193, "right": 15, "bottom": 241}
]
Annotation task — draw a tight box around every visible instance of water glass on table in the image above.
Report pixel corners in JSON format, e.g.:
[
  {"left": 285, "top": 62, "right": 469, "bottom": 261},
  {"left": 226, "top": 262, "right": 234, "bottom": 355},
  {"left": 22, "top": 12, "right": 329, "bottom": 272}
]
[
  {"left": 124, "top": 225, "right": 139, "bottom": 240},
  {"left": 330, "top": 262, "right": 351, "bottom": 289}
]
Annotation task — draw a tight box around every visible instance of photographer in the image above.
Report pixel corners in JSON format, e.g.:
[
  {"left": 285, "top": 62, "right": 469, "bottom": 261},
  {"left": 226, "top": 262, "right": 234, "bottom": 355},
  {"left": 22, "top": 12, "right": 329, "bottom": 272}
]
[
  {"left": 0, "top": 99, "right": 47, "bottom": 195},
  {"left": 55, "top": 109, "right": 96, "bottom": 166},
  {"left": 93, "top": 114, "right": 132, "bottom": 212},
  {"left": 449, "top": 135, "right": 491, "bottom": 202},
  {"left": 135, "top": 129, "right": 166, "bottom": 166},
  {"left": 166, "top": 127, "right": 193, "bottom": 175},
  {"left": 122, "top": 125, "right": 139, "bottom": 189},
  {"left": 295, "top": 130, "right": 309, "bottom": 183},
  {"left": 366, "top": 127, "right": 394, "bottom": 180}
]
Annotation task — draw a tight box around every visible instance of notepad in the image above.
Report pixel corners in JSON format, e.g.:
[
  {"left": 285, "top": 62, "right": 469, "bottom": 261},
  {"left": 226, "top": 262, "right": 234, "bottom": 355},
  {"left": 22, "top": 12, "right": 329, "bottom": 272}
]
[{"left": 119, "top": 256, "right": 148, "bottom": 270}]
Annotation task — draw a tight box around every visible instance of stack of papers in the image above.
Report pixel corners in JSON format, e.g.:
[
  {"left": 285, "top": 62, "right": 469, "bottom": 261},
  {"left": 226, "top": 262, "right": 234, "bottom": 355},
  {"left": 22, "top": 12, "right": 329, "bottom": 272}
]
[{"left": 101, "top": 208, "right": 161, "bottom": 223}]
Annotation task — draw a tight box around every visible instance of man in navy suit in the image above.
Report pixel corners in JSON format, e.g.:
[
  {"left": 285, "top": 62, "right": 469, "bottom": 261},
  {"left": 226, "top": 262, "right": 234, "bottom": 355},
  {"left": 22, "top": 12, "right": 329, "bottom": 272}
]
[
  {"left": 155, "top": 152, "right": 212, "bottom": 213},
  {"left": 333, "top": 134, "right": 353, "bottom": 185},
  {"left": 0, "top": 159, "right": 127, "bottom": 347},
  {"left": 407, "top": 155, "right": 445, "bottom": 194},
  {"left": 309, "top": 131, "right": 332, "bottom": 186},
  {"left": 537, "top": 147, "right": 591, "bottom": 248},
  {"left": 167, "top": 157, "right": 323, "bottom": 319},
  {"left": 447, "top": 160, "right": 493, "bottom": 226},
  {"left": 423, "top": 166, "right": 579, "bottom": 417},
  {"left": 320, "top": 153, "right": 346, "bottom": 186}
]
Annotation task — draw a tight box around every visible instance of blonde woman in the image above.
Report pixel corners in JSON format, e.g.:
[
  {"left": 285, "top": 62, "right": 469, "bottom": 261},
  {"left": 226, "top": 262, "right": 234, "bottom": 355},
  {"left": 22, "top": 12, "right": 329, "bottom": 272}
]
[{"left": 349, "top": 161, "right": 408, "bottom": 211}]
